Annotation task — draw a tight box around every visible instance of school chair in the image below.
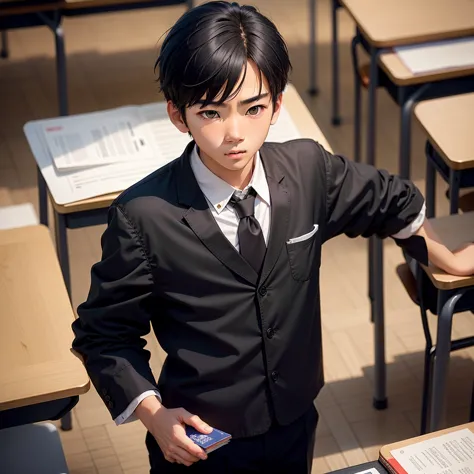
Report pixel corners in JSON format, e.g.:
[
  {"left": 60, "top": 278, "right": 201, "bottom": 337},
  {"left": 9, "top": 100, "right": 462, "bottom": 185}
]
[
  {"left": 0, "top": 423, "right": 69, "bottom": 474},
  {"left": 396, "top": 212, "right": 474, "bottom": 434}
]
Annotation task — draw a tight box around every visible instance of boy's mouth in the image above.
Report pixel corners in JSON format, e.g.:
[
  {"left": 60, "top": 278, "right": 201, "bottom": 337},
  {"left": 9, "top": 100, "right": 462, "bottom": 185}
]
[{"left": 226, "top": 150, "right": 246, "bottom": 158}]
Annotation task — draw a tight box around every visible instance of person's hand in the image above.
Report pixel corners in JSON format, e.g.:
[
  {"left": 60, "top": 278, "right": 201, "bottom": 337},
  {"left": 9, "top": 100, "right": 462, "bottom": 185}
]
[
  {"left": 452, "top": 242, "right": 474, "bottom": 276},
  {"left": 135, "top": 396, "right": 212, "bottom": 466}
]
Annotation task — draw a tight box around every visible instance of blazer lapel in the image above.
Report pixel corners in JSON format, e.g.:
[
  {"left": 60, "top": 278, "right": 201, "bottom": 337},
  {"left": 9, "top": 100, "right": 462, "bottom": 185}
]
[
  {"left": 177, "top": 144, "right": 258, "bottom": 286},
  {"left": 259, "top": 148, "right": 290, "bottom": 284}
]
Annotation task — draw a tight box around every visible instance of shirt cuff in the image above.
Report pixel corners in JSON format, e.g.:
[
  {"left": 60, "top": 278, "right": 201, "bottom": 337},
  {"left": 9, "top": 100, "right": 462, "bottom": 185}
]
[
  {"left": 391, "top": 203, "right": 426, "bottom": 239},
  {"left": 114, "top": 390, "right": 162, "bottom": 425}
]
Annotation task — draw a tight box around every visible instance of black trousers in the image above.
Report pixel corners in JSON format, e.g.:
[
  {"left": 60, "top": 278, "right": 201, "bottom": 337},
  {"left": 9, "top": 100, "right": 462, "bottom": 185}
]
[{"left": 147, "top": 405, "right": 318, "bottom": 474}]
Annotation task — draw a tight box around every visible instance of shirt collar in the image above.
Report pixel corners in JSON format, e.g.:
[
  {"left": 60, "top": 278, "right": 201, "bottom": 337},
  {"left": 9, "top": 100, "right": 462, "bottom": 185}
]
[{"left": 189, "top": 145, "right": 270, "bottom": 214}]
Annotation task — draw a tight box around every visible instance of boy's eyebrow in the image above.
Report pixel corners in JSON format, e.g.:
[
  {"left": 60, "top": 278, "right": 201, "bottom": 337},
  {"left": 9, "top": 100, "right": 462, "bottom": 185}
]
[{"left": 196, "top": 92, "right": 270, "bottom": 108}]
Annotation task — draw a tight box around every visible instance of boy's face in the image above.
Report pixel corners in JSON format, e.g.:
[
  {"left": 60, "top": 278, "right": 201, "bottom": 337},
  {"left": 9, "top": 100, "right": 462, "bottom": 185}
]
[{"left": 168, "top": 60, "right": 282, "bottom": 188}]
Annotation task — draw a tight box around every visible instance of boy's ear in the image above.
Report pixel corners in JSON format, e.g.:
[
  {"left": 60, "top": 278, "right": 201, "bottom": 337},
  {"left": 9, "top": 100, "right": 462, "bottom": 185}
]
[
  {"left": 167, "top": 101, "right": 189, "bottom": 133},
  {"left": 270, "top": 93, "right": 283, "bottom": 125}
]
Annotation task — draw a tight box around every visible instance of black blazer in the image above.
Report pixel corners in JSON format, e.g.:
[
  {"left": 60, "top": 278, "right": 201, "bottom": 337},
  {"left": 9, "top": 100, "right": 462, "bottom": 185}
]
[{"left": 72, "top": 139, "right": 424, "bottom": 438}]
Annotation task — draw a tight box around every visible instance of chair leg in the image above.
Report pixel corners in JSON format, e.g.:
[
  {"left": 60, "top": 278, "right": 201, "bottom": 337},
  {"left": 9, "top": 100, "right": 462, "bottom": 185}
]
[
  {"left": 420, "top": 348, "right": 434, "bottom": 434},
  {"left": 1, "top": 30, "right": 8, "bottom": 58},
  {"left": 429, "top": 291, "right": 465, "bottom": 432}
]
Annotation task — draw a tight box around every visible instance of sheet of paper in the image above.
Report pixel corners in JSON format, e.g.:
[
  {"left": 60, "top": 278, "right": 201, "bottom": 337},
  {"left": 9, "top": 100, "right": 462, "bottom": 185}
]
[
  {"left": 390, "top": 428, "right": 474, "bottom": 474},
  {"left": 394, "top": 37, "right": 474, "bottom": 75},
  {"left": 24, "top": 123, "right": 171, "bottom": 205},
  {"left": 41, "top": 106, "right": 158, "bottom": 171}
]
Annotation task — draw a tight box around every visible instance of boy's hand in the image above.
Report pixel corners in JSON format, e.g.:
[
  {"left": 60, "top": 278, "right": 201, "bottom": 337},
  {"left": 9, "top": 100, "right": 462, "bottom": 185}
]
[{"left": 135, "top": 396, "right": 212, "bottom": 466}]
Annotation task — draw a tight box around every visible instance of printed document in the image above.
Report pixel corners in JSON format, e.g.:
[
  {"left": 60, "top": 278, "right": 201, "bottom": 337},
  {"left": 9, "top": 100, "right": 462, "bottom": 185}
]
[{"left": 390, "top": 428, "right": 474, "bottom": 474}]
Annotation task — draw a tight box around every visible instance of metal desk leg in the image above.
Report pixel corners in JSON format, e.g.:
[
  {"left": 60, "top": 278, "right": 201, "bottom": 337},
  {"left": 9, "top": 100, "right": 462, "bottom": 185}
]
[
  {"left": 366, "top": 45, "right": 380, "bottom": 168},
  {"left": 38, "top": 12, "right": 68, "bottom": 116},
  {"left": 308, "top": 0, "right": 319, "bottom": 95},
  {"left": 331, "top": 0, "right": 341, "bottom": 125},
  {"left": 398, "top": 84, "right": 430, "bottom": 180},
  {"left": 448, "top": 169, "right": 461, "bottom": 215},
  {"left": 55, "top": 20, "right": 68, "bottom": 116},
  {"left": 429, "top": 291, "right": 465, "bottom": 432},
  {"left": 470, "top": 382, "right": 474, "bottom": 422},
  {"left": 351, "top": 35, "right": 361, "bottom": 163},
  {"left": 37, "top": 167, "right": 49, "bottom": 226},
  {"left": 54, "top": 211, "right": 73, "bottom": 431},
  {"left": 367, "top": 46, "right": 379, "bottom": 316},
  {"left": 373, "top": 237, "right": 387, "bottom": 409},
  {"left": 54, "top": 212, "right": 71, "bottom": 298},
  {"left": 365, "top": 46, "right": 387, "bottom": 408},
  {"left": 1, "top": 31, "right": 8, "bottom": 58},
  {"left": 61, "top": 411, "right": 72, "bottom": 431},
  {"left": 425, "top": 149, "right": 436, "bottom": 219}
]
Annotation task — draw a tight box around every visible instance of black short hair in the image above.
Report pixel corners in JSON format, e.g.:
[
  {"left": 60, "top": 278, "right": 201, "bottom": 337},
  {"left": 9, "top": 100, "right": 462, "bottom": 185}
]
[{"left": 155, "top": 1, "right": 291, "bottom": 115}]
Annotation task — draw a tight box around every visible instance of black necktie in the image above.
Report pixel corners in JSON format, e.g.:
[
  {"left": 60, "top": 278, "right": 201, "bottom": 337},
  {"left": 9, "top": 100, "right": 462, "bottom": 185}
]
[{"left": 230, "top": 188, "right": 266, "bottom": 274}]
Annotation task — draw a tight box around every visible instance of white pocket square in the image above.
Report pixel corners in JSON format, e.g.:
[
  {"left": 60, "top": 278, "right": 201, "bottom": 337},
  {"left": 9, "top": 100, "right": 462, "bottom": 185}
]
[{"left": 287, "top": 224, "right": 319, "bottom": 244}]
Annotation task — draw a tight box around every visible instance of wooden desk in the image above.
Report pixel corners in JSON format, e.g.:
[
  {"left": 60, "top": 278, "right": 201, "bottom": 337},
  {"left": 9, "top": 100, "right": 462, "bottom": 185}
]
[
  {"left": 0, "top": 225, "right": 89, "bottom": 412},
  {"left": 51, "top": 84, "right": 334, "bottom": 215},
  {"left": 425, "top": 212, "right": 474, "bottom": 290},
  {"left": 415, "top": 93, "right": 474, "bottom": 170},
  {"left": 341, "top": 0, "right": 474, "bottom": 48},
  {"left": 379, "top": 53, "right": 474, "bottom": 87}
]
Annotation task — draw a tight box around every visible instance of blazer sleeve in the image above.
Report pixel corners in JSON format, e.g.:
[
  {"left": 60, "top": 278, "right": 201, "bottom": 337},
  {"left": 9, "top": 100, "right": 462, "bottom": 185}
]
[
  {"left": 321, "top": 146, "right": 425, "bottom": 243},
  {"left": 72, "top": 204, "right": 158, "bottom": 420}
]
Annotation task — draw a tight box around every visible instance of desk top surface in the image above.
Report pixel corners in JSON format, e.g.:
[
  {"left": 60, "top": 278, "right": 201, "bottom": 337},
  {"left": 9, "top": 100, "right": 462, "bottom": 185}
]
[
  {"left": 379, "top": 52, "right": 474, "bottom": 86},
  {"left": 341, "top": 0, "right": 474, "bottom": 48},
  {"left": 414, "top": 93, "right": 474, "bottom": 170},
  {"left": 426, "top": 212, "right": 474, "bottom": 289},
  {"left": 0, "top": 225, "right": 89, "bottom": 411},
  {"left": 51, "top": 84, "right": 333, "bottom": 214}
]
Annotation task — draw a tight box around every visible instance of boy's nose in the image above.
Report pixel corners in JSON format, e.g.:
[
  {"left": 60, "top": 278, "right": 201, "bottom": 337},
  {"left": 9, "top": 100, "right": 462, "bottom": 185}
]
[{"left": 224, "top": 118, "right": 244, "bottom": 143}]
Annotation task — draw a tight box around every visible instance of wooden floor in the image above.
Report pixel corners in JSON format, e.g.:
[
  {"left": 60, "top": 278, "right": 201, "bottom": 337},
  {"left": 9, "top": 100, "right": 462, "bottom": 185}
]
[{"left": 1, "top": 1, "right": 473, "bottom": 472}]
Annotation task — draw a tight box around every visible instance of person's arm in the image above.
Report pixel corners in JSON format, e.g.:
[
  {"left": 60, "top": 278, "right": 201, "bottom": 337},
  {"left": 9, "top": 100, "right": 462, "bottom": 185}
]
[
  {"left": 321, "top": 147, "right": 474, "bottom": 276},
  {"left": 414, "top": 219, "right": 474, "bottom": 276},
  {"left": 72, "top": 204, "right": 211, "bottom": 466}
]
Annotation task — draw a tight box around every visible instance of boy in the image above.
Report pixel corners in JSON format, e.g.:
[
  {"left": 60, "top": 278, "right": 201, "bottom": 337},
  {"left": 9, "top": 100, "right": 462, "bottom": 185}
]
[{"left": 72, "top": 2, "right": 474, "bottom": 473}]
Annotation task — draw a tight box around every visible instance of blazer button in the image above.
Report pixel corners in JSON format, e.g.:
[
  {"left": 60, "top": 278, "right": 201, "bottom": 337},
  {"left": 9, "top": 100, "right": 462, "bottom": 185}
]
[
  {"left": 104, "top": 395, "right": 111, "bottom": 402},
  {"left": 271, "top": 370, "right": 279, "bottom": 382},
  {"left": 266, "top": 327, "right": 275, "bottom": 339},
  {"left": 108, "top": 401, "right": 114, "bottom": 409},
  {"left": 259, "top": 286, "right": 267, "bottom": 296}
]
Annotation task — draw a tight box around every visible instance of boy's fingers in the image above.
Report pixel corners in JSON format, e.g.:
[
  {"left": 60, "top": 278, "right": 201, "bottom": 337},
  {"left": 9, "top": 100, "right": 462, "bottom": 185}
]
[
  {"left": 179, "top": 435, "right": 208, "bottom": 460},
  {"left": 172, "top": 446, "right": 201, "bottom": 465},
  {"left": 180, "top": 410, "right": 212, "bottom": 433}
]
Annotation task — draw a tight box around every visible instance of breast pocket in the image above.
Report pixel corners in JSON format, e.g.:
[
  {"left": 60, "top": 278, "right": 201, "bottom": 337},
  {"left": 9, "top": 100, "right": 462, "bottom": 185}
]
[{"left": 286, "top": 224, "right": 320, "bottom": 281}]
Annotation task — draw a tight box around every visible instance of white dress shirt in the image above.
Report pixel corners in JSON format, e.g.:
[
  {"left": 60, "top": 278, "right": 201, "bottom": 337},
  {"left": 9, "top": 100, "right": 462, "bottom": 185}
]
[{"left": 114, "top": 145, "right": 426, "bottom": 425}]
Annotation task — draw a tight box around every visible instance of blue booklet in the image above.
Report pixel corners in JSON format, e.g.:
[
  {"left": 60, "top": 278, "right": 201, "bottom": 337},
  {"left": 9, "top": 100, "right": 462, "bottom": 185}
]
[{"left": 185, "top": 426, "right": 232, "bottom": 454}]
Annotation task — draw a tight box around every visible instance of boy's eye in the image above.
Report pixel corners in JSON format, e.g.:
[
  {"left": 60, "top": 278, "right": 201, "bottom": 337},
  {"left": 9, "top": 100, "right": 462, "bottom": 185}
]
[
  {"left": 246, "top": 105, "right": 264, "bottom": 116},
  {"left": 200, "top": 110, "right": 220, "bottom": 119}
]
